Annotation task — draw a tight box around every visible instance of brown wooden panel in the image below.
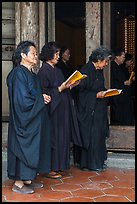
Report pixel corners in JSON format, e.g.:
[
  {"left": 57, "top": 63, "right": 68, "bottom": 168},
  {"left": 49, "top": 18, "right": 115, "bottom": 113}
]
[{"left": 106, "top": 126, "right": 135, "bottom": 151}]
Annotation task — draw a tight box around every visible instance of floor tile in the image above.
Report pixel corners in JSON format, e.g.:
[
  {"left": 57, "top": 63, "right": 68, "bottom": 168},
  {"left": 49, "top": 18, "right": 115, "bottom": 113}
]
[{"left": 2, "top": 165, "right": 135, "bottom": 202}]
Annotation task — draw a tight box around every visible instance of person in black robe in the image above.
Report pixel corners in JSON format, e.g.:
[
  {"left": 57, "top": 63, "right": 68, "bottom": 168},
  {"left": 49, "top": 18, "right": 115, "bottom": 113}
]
[
  {"left": 121, "top": 53, "right": 135, "bottom": 122},
  {"left": 57, "top": 46, "right": 77, "bottom": 100},
  {"left": 73, "top": 46, "right": 112, "bottom": 172},
  {"left": 6, "top": 40, "right": 51, "bottom": 194},
  {"left": 110, "top": 49, "right": 134, "bottom": 125},
  {"left": 57, "top": 46, "right": 75, "bottom": 79},
  {"left": 37, "top": 41, "right": 82, "bottom": 179}
]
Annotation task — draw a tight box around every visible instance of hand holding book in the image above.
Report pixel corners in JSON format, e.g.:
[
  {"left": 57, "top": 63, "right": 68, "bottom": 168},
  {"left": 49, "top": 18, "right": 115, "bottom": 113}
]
[
  {"left": 64, "top": 70, "right": 87, "bottom": 86},
  {"left": 58, "top": 70, "right": 87, "bottom": 93},
  {"left": 103, "top": 89, "right": 122, "bottom": 97},
  {"left": 129, "top": 71, "right": 135, "bottom": 81}
]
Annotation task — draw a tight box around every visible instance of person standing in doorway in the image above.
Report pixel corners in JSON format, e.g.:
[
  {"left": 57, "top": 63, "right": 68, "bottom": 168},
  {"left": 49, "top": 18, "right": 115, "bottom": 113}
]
[{"left": 110, "top": 49, "right": 134, "bottom": 125}]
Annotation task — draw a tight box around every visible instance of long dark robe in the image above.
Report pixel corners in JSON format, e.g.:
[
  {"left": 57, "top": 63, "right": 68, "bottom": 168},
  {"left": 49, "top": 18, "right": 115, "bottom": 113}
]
[
  {"left": 110, "top": 61, "right": 134, "bottom": 125},
  {"left": 73, "top": 60, "right": 108, "bottom": 170},
  {"left": 37, "top": 62, "right": 82, "bottom": 171},
  {"left": 37, "top": 104, "right": 51, "bottom": 173},
  {"left": 6, "top": 65, "right": 45, "bottom": 180}
]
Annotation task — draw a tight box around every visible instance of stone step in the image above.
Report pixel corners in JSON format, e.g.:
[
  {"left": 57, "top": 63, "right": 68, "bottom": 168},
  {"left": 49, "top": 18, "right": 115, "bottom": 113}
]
[{"left": 2, "top": 150, "right": 135, "bottom": 184}]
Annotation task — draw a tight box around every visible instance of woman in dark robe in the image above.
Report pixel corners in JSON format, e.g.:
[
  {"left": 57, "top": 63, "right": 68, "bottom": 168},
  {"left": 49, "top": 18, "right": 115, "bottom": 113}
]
[
  {"left": 110, "top": 49, "right": 135, "bottom": 125},
  {"left": 73, "top": 46, "right": 112, "bottom": 172},
  {"left": 7, "top": 40, "right": 51, "bottom": 194},
  {"left": 37, "top": 41, "right": 82, "bottom": 179},
  {"left": 57, "top": 46, "right": 77, "bottom": 100},
  {"left": 57, "top": 46, "right": 74, "bottom": 79}
]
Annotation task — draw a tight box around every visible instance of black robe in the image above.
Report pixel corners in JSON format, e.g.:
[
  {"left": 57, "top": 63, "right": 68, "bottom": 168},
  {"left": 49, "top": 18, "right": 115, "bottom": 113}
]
[
  {"left": 73, "top": 60, "right": 108, "bottom": 170},
  {"left": 110, "top": 61, "right": 134, "bottom": 125},
  {"left": 57, "top": 59, "right": 75, "bottom": 80},
  {"left": 37, "top": 62, "right": 82, "bottom": 171},
  {"left": 6, "top": 65, "right": 45, "bottom": 180}
]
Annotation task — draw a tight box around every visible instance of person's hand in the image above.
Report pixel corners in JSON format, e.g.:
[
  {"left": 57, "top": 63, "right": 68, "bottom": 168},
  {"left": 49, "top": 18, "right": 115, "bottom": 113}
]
[
  {"left": 96, "top": 91, "right": 105, "bottom": 98},
  {"left": 124, "top": 80, "right": 131, "bottom": 86},
  {"left": 58, "top": 82, "right": 69, "bottom": 92},
  {"left": 43, "top": 94, "right": 51, "bottom": 104},
  {"left": 70, "top": 80, "right": 80, "bottom": 90},
  {"left": 132, "top": 76, "right": 135, "bottom": 81}
]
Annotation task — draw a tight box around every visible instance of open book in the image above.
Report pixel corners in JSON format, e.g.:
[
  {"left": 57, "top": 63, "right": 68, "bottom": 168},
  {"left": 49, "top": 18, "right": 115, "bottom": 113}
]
[
  {"left": 104, "top": 89, "right": 122, "bottom": 97},
  {"left": 64, "top": 70, "right": 87, "bottom": 86},
  {"left": 129, "top": 71, "right": 135, "bottom": 81}
]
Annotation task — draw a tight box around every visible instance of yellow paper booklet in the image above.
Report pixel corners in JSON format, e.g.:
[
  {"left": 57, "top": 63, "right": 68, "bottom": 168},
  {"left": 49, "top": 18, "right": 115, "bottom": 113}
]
[
  {"left": 104, "top": 89, "right": 122, "bottom": 97},
  {"left": 64, "top": 70, "right": 87, "bottom": 85},
  {"left": 129, "top": 71, "right": 135, "bottom": 81}
]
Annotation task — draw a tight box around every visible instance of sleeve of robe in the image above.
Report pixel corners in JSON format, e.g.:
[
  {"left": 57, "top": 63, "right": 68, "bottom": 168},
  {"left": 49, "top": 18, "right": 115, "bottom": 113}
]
[
  {"left": 37, "top": 63, "right": 62, "bottom": 115},
  {"left": 7, "top": 67, "right": 45, "bottom": 168}
]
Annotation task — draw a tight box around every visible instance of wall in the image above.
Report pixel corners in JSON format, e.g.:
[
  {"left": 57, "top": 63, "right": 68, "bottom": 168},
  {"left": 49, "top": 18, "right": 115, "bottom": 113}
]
[
  {"left": 55, "top": 20, "right": 85, "bottom": 68},
  {"left": 2, "top": 2, "right": 15, "bottom": 119}
]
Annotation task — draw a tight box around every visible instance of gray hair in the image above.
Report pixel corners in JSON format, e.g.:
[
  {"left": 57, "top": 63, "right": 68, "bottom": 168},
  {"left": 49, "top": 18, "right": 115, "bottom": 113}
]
[{"left": 89, "top": 46, "right": 112, "bottom": 63}]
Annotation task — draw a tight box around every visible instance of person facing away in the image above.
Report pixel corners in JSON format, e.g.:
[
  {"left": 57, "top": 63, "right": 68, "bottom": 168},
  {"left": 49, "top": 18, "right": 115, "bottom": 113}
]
[
  {"left": 73, "top": 46, "right": 112, "bottom": 172},
  {"left": 6, "top": 40, "right": 51, "bottom": 194},
  {"left": 110, "top": 49, "right": 134, "bottom": 125},
  {"left": 37, "top": 41, "right": 82, "bottom": 179}
]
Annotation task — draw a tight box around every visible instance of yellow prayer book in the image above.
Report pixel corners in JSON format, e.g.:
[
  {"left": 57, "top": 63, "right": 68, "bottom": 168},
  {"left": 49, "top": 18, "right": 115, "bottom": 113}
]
[
  {"left": 104, "top": 89, "right": 122, "bottom": 97},
  {"left": 64, "top": 70, "right": 87, "bottom": 86},
  {"left": 129, "top": 71, "right": 135, "bottom": 81}
]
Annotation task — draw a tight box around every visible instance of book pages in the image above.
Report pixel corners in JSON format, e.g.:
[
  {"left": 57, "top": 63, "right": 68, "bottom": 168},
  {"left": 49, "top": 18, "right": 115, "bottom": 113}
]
[{"left": 104, "top": 89, "right": 122, "bottom": 97}]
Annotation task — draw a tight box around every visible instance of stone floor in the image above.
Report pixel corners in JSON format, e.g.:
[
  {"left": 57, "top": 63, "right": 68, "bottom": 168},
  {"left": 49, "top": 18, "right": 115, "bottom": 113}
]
[
  {"left": 2, "top": 122, "right": 135, "bottom": 202},
  {"left": 2, "top": 166, "right": 135, "bottom": 202}
]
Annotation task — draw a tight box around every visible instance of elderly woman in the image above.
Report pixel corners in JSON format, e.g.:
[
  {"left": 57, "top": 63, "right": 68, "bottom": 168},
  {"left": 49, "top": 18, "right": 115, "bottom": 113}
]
[
  {"left": 37, "top": 41, "right": 82, "bottom": 179},
  {"left": 6, "top": 40, "right": 51, "bottom": 194},
  {"left": 73, "top": 46, "right": 112, "bottom": 172}
]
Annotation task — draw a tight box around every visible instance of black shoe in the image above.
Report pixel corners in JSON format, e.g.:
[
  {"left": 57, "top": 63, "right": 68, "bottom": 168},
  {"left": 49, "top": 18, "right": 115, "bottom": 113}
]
[
  {"left": 90, "top": 168, "right": 103, "bottom": 172},
  {"left": 80, "top": 167, "right": 89, "bottom": 171},
  {"left": 25, "top": 181, "right": 44, "bottom": 189},
  {"left": 74, "top": 163, "right": 80, "bottom": 168},
  {"left": 103, "top": 163, "right": 108, "bottom": 169},
  {"left": 12, "top": 184, "right": 34, "bottom": 194}
]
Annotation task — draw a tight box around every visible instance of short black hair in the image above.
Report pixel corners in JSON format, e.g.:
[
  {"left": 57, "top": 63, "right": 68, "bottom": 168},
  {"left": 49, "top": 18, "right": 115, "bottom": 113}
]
[
  {"left": 39, "top": 41, "right": 60, "bottom": 62},
  {"left": 125, "top": 53, "right": 133, "bottom": 62},
  {"left": 89, "top": 46, "right": 112, "bottom": 62},
  {"left": 112, "top": 48, "right": 125, "bottom": 57},
  {"left": 59, "top": 46, "right": 69, "bottom": 57},
  {"left": 12, "top": 40, "right": 36, "bottom": 68}
]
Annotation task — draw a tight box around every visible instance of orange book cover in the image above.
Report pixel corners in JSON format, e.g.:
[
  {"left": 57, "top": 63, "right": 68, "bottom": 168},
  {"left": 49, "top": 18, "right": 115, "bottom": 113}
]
[
  {"left": 129, "top": 71, "right": 135, "bottom": 81},
  {"left": 64, "top": 70, "right": 87, "bottom": 85}
]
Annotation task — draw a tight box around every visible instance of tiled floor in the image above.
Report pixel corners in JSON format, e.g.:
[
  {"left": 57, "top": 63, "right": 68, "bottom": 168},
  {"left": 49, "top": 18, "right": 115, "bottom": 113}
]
[{"left": 2, "top": 165, "right": 135, "bottom": 202}]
